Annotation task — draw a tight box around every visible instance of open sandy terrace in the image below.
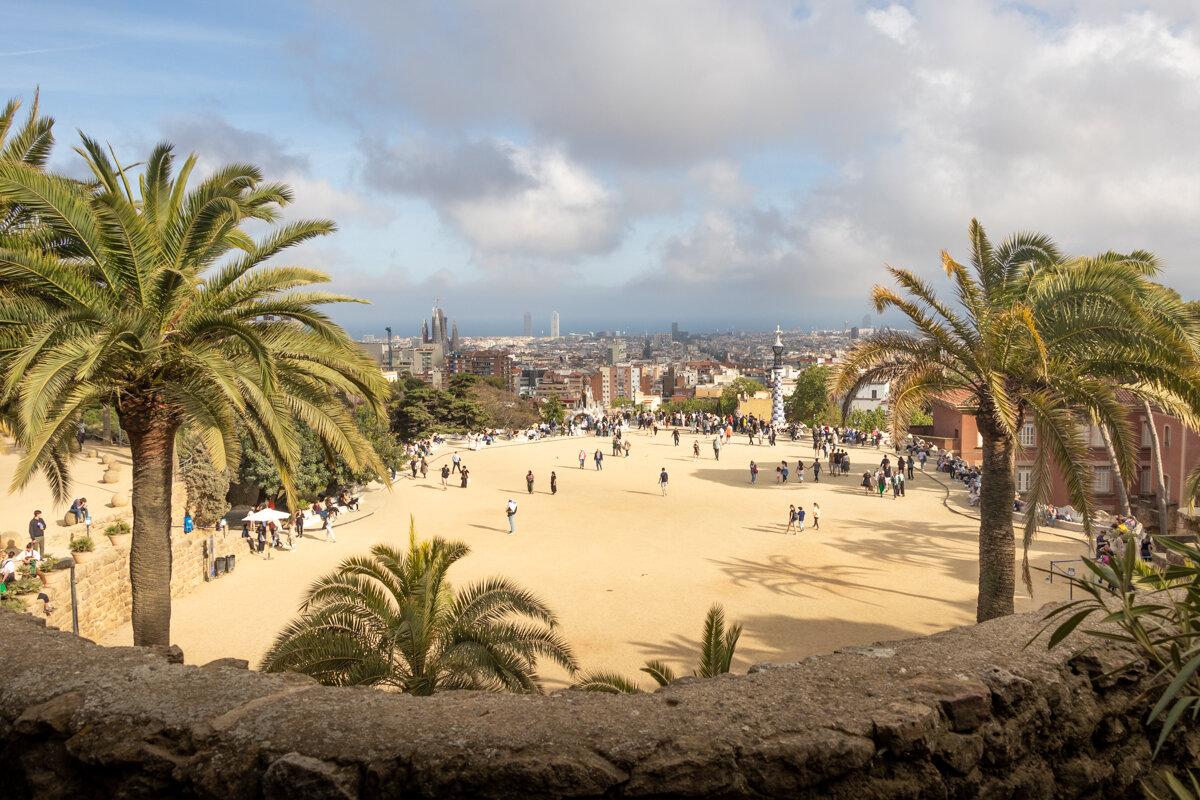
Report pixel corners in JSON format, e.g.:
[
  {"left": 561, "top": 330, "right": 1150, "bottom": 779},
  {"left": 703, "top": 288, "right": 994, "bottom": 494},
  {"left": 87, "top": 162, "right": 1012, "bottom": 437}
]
[{"left": 51, "top": 429, "right": 1086, "bottom": 688}]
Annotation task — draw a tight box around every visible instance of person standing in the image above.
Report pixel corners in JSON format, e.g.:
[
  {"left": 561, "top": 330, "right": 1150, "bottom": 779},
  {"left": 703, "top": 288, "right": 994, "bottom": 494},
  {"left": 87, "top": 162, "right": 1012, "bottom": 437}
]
[
  {"left": 692, "top": 441, "right": 700, "bottom": 462},
  {"left": 812, "top": 503, "right": 821, "bottom": 530},
  {"left": 440, "top": 464, "right": 450, "bottom": 489},
  {"left": 550, "top": 471, "right": 557, "bottom": 495},
  {"left": 812, "top": 460, "right": 821, "bottom": 483},
  {"left": 673, "top": 429, "right": 680, "bottom": 446},
  {"left": 898, "top": 471, "right": 906, "bottom": 497},
  {"left": 907, "top": 457, "right": 915, "bottom": 479},
  {"left": 28, "top": 510, "right": 45, "bottom": 542},
  {"left": 410, "top": 458, "right": 419, "bottom": 479},
  {"left": 786, "top": 504, "right": 797, "bottom": 535},
  {"left": 452, "top": 452, "right": 462, "bottom": 474},
  {"left": 781, "top": 461, "right": 789, "bottom": 484},
  {"left": 526, "top": 470, "right": 535, "bottom": 494},
  {"left": 76, "top": 419, "right": 86, "bottom": 453},
  {"left": 624, "top": 440, "right": 631, "bottom": 458},
  {"left": 420, "top": 457, "right": 428, "bottom": 478},
  {"left": 578, "top": 449, "right": 586, "bottom": 469},
  {"left": 323, "top": 513, "right": 337, "bottom": 543},
  {"left": 294, "top": 509, "right": 306, "bottom": 539},
  {"left": 749, "top": 461, "right": 758, "bottom": 484},
  {"left": 712, "top": 437, "right": 721, "bottom": 461},
  {"left": 797, "top": 505, "right": 806, "bottom": 532},
  {"left": 460, "top": 466, "right": 470, "bottom": 488},
  {"left": 594, "top": 449, "right": 603, "bottom": 470},
  {"left": 659, "top": 467, "right": 669, "bottom": 496},
  {"left": 506, "top": 498, "right": 518, "bottom": 534}
]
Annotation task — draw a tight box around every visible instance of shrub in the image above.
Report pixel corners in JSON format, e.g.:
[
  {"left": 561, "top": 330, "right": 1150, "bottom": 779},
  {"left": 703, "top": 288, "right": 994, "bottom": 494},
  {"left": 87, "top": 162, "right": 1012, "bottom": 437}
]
[
  {"left": 69, "top": 536, "right": 94, "bottom": 553},
  {"left": 0, "top": 595, "right": 25, "bottom": 611},
  {"left": 104, "top": 521, "right": 131, "bottom": 537}
]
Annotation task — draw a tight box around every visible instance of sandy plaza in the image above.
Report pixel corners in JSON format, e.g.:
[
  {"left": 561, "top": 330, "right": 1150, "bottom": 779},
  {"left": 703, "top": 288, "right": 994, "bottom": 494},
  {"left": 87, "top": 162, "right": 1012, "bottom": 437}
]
[{"left": 39, "top": 429, "right": 1094, "bottom": 687}]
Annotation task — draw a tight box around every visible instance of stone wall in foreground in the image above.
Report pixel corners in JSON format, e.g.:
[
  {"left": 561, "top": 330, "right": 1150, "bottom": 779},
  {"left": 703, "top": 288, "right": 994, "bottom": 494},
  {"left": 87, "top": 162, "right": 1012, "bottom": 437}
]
[{"left": 1, "top": 607, "right": 1196, "bottom": 799}]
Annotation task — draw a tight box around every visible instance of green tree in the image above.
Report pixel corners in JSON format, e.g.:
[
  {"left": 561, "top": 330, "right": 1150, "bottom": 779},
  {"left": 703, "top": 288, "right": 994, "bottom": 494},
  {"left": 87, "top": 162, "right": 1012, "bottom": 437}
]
[
  {"left": 719, "top": 377, "right": 764, "bottom": 416},
  {"left": 833, "top": 220, "right": 1200, "bottom": 622},
  {"left": 578, "top": 604, "right": 743, "bottom": 693},
  {"left": 0, "top": 141, "right": 388, "bottom": 645},
  {"left": 178, "top": 430, "right": 231, "bottom": 527},
  {"left": 787, "top": 366, "right": 838, "bottom": 424},
  {"left": 260, "top": 520, "right": 578, "bottom": 694},
  {"left": 474, "top": 382, "right": 539, "bottom": 429},
  {"left": 540, "top": 393, "right": 566, "bottom": 426},
  {"left": 0, "top": 92, "right": 54, "bottom": 244},
  {"left": 846, "top": 407, "right": 887, "bottom": 431}
]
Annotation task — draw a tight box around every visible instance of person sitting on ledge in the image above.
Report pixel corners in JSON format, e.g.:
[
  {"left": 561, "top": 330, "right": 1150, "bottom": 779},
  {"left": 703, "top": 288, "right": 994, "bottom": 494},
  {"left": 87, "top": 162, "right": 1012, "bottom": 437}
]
[{"left": 338, "top": 490, "right": 360, "bottom": 511}]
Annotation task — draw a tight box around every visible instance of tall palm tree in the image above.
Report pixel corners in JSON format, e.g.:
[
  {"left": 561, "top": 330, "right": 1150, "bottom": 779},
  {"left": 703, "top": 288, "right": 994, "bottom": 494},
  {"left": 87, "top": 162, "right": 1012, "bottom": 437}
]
[
  {"left": 260, "top": 520, "right": 577, "bottom": 694},
  {"left": 0, "top": 91, "right": 54, "bottom": 239},
  {"left": 833, "top": 220, "right": 1200, "bottom": 622},
  {"left": 0, "top": 139, "right": 389, "bottom": 646}
]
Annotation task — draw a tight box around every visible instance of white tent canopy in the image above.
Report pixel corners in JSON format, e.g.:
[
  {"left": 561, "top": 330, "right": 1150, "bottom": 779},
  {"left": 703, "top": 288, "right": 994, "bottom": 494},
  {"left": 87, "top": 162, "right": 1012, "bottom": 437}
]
[{"left": 242, "top": 508, "right": 291, "bottom": 523}]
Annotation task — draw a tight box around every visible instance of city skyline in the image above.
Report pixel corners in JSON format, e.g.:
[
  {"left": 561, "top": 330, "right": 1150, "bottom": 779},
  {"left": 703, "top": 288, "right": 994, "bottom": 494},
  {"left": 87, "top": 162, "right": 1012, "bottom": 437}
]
[{"left": 7, "top": 3, "right": 1200, "bottom": 335}]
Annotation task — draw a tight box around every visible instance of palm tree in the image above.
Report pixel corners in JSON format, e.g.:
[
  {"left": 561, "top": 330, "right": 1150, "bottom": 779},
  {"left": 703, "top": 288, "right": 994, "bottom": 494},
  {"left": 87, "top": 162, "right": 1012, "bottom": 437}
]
[
  {"left": 0, "top": 92, "right": 54, "bottom": 240},
  {"left": 260, "top": 520, "right": 577, "bottom": 694},
  {"left": 0, "top": 140, "right": 389, "bottom": 646},
  {"left": 833, "top": 220, "right": 1200, "bottom": 622},
  {"left": 578, "top": 603, "right": 742, "bottom": 693}
]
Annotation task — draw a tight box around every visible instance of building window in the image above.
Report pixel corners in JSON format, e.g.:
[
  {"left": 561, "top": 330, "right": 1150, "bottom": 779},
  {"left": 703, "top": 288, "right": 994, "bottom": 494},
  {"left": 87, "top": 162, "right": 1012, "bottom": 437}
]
[
  {"left": 1165, "top": 426, "right": 1172, "bottom": 449},
  {"left": 1090, "top": 425, "right": 1106, "bottom": 447},
  {"left": 1141, "top": 467, "right": 1152, "bottom": 494},
  {"left": 1091, "top": 466, "right": 1112, "bottom": 494},
  {"left": 1019, "top": 424, "right": 1035, "bottom": 447},
  {"left": 1142, "top": 422, "right": 1153, "bottom": 447},
  {"left": 1016, "top": 468, "right": 1031, "bottom": 493}
]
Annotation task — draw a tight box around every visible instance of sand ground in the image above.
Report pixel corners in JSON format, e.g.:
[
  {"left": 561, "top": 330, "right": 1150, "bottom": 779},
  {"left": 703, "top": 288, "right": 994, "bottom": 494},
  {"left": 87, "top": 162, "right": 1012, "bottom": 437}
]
[{"left": 5, "top": 429, "right": 1089, "bottom": 688}]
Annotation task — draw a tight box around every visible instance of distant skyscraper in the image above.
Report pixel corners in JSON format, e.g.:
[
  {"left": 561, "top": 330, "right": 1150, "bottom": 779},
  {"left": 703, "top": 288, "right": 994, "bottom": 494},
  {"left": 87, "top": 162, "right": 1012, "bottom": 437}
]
[
  {"left": 450, "top": 319, "right": 460, "bottom": 351},
  {"left": 862, "top": 313, "right": 872, "bottom": 328},
  {"left": 421, "top": 301, "right": 450, "bottom": 350},
  {"left": 524, "top": 311, "right": 532, "bottom": 337},
  {"left": 550, "top": 311, "right": 560, "bottom": 339},
  {"left": 671, "top": 322, "right": 679, "bottom": 341}
]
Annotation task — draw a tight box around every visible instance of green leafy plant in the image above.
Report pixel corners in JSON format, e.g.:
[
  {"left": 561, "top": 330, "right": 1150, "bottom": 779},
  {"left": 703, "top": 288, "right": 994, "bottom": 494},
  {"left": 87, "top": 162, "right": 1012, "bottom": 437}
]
[
  {"left": 0, "top": 595, "right": 25, "bottom": 611},
  {"left": 104, "top": 520, "right": 131, "bottom": 537},
  {"left": 69, "top": 536, "right": 94, "bottom": 553},
  {"left": 9, "top": 577, "right": 41, "bottom": 595},
  {"left": 1035, "top": 536, "right": 1200, "bottom": 759},
  {"left": 579, "top": 604, "right": 743, "bottom": 693},
  {"left": 260, "top": 518, "right": 577, "bottom": 694}
]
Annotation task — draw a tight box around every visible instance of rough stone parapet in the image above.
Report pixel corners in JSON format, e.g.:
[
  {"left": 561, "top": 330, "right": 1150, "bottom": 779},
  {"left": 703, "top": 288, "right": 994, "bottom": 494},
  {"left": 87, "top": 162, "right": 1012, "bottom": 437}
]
[{"left": 0, "top": 606, "right": 1194, "bottom": 798}]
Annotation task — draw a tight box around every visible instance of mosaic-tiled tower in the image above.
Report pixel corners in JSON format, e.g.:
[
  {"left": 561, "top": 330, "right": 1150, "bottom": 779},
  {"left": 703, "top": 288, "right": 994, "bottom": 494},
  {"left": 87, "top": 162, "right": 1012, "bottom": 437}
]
[{"left": 771, "top": 325, "right": 785, "bottom": 426}]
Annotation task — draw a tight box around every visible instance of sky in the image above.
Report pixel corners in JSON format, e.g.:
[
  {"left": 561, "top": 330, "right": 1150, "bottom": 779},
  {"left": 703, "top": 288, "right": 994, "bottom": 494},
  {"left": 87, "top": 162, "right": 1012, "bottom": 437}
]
[{"left": 4, "top": 1, "right": 1200, "bottom": 337}]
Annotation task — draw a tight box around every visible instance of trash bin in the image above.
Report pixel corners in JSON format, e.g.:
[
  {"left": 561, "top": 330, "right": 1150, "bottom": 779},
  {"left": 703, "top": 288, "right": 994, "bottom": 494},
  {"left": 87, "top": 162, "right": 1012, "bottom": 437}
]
[
  {"left": 225, "top": 554, "right": 236, "bottom": 573},
  {"left": 213, "top": 557, "right": 226, "bottom": 576}
]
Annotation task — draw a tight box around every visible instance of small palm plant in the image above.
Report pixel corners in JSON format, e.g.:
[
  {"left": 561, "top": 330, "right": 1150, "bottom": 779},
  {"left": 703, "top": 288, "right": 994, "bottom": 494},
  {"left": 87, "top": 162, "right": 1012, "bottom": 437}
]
[
  {"left": 578, "top": 603, "right": 743, "bottom": 693},
  {"left": 261, "top": 518, "right": 578, "bottom": 694}
]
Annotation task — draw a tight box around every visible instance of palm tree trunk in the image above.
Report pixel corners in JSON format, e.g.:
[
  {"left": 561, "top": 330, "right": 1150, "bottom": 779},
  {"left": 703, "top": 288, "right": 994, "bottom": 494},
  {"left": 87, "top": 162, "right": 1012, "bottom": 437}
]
[
  {"left": 1098, "top": 423, "right": 1131, "bottom": 517},
  {"left": 1141, "top": 400, "right": 1170, "bottom": 535},
  {"left": 120, "top": 403, "right": 180, "bottom": 647},
  {"left": 102, "top": 404, "right": 113, "bottom": 446},
  {"left": 977, "top": 415, "right": 1016, "bottom": 623}
]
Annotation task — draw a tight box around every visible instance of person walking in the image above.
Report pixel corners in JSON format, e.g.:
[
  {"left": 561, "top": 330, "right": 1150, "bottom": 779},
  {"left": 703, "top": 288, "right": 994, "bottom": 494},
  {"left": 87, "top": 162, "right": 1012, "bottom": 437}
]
[
  {"left": 410, "top": 458, "right": 419, "bottom": 479},
  {"left": 460, "top": 466, "right": 470, "bottom": 488},
  {"left": 781, "top": 461, "right": 789, "bottom": 484},
  {"left": 579, "top": 449, "right": 587, "bottom": 469},
  {"left": 812, "top": 503, "right": 821, "bottom": 530},
  {"left": 323, "top": 513, "right": 337, "bottom": 543},
  {"left": 659, "top": 467, "right": 669, "bottom": 496},
  {"left": 712, "top": 437, "right": 721, "bottom": 461},
  {"left": 796, "top": 505, "right": 806, "bottom": 532},
  {"left": 898, "top": 471, "right": 906, "bottom": 497},
  {"left": 812, "top": 460, "right": 821, "bottom": 483},
  {"left": 506, "top": 499, "right": 518, "bottom": 534},
  {"left": 440, "top": 464, "right": 450, "bottom": 490},
  {"left": 861, "top": 471, "right": 873, "bottom": 495},
  {"left": 673, "top": 429, "right": 680, "bottom": 446},
  {"left": 749, "top": 460, "right": 758, "bottom": 484},
  {"left": 594, "top": 449, "right": 603, "bottom": 470},
  {"left": 877, "top": 470, "right": 887, "bottom": 498},
  {"left": 692, "top": 441, "right": 700, "bottom": 462},
  {"left": 526, "top": 470, "right": 535, "bottom": 494},
  {"left": 624, "top": 440, "right": 631, "bottom": 458},
  {"left": 76, "top": 420, "right": 86, "bottom": 453},
  {"left": 786, "top": 504, "right": 797, "bottom": 535},
  {"left": 550, "top": 471, "right": 557, "bottom": 495},
  {"left": 420, "top": 457, "right": 428, "bottom": 478},
  {"left": 452, "top": 452, "right": 462, "bottom": 474},
  {"left": 907, "top": 457, "right": 915, "bottom": 479}
]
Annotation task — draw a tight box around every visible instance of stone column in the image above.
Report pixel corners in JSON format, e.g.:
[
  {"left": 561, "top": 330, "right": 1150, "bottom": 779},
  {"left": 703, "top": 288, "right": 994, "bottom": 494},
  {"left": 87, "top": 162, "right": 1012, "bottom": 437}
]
[{"left": 771, "top": 325, "right": 785, "bottom": 426}]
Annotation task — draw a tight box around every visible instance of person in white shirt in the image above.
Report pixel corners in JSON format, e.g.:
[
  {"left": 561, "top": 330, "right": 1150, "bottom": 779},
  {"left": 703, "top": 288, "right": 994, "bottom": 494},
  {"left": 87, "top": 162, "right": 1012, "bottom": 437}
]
[
  {"left": 506, "top": 499, "right": 518, "bottom": 534},
  {"left": 20, "top": 543, "right": 46, "bottom": 586},
  {"left": 0, "top": 551, "right": 17, "bottom": 584}
]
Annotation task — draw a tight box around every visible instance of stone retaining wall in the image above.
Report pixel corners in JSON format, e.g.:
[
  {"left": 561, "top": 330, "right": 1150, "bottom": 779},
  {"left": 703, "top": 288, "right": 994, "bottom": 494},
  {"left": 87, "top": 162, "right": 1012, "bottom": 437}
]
[
  {"left": 1, "top": 606, "right": 1196, "bottom": 798},
  {"left": 42, "top": 526, "right": 214, "bottom": 639}
]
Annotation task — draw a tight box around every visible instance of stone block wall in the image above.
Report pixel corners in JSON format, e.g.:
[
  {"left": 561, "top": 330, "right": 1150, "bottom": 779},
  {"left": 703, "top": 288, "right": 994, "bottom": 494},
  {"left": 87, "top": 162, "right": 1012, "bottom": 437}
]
[
  {"left": 40, "top": 526, "right": 214, "bottom": 640},
  {"left": 0, "top": 606, "right": 1196, "bottom": 799}
]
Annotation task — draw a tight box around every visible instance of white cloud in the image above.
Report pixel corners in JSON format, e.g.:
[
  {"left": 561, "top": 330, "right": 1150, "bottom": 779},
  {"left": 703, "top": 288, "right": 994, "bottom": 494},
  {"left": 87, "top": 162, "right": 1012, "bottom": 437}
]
[{"left": 866, "top": 5, "right": 916, "bottom": 45}]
